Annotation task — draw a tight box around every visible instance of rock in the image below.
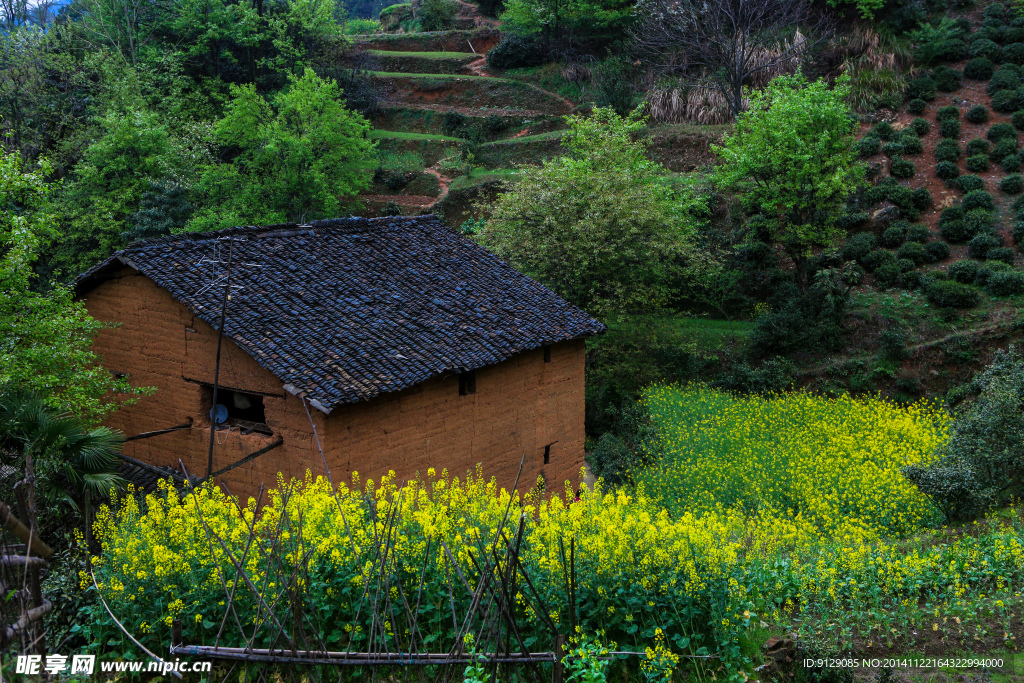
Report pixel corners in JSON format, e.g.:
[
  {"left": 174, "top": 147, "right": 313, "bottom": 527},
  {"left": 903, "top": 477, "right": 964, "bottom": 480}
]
[{"left": 869, "top": 205, "right": 901, "bottom": 231}]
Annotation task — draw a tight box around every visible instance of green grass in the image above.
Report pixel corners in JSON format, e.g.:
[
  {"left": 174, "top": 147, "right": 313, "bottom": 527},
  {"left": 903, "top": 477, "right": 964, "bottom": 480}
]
[
  {"left": 369, "top": 71, "right": 501, "bottom": 81},
  {"left": 369, "top": 130, "right": 464, "bottom": 141},
  {"left": 367, "top": 50, "right": 476, "bottom": 59},
  {"left": 447, "top": 168, "right": 522, "bottom": 191},
  {"left": 478, "top": 130, "right": 565, "bottom": 147}
]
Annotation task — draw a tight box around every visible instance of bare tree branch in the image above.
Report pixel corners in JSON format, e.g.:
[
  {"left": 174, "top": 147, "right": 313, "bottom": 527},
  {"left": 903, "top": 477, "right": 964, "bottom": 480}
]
[{"left": 631, "top": 0, "right": 832, "bottom": 116}]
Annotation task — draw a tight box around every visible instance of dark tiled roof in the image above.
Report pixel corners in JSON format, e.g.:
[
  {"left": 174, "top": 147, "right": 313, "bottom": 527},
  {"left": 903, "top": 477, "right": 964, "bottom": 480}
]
[{"left": 77, "top": 216, "right": 605, "bottom": 412}]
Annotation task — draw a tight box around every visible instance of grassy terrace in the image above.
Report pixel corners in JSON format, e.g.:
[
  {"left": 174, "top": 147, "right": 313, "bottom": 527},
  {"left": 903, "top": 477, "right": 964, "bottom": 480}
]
[{"left": 369, "top": 130, "right": 465, "bottom": 141}]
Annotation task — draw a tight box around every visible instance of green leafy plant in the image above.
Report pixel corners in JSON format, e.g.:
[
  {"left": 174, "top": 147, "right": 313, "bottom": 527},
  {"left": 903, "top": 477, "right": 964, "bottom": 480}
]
[
  {"left": 713, "top": 74, "right": 864, "bottom": 290},
  {"left": 966, "top": 105, "right": 990, "bottom": 123},
  {"left": 964, "top": 57, "right": 996, "bottom": 79}
]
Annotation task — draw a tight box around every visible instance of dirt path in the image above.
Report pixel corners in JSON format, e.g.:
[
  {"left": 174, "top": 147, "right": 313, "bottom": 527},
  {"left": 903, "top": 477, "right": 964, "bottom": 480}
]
[{"left": 422, "top": 167, "right": 452, "bottom": 205}]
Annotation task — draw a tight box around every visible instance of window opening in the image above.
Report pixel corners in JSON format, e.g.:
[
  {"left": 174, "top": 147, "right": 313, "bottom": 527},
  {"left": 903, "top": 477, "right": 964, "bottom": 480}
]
[
  {"left": 543, "top": 444, "right": 551, "bottom": 464},
  {"left": 202, "top": 386, "right": 271, "bottom": 434},
  {"left": 459, "top": 370, "right": 476, "bottom": 396},
  {"left": 543, "top": 345, "right": 552, "bottom": 363}
]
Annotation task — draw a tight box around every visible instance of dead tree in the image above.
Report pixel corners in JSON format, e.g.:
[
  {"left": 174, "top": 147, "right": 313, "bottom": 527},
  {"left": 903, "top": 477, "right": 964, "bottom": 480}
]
[{"left": 631, "top": 0, "right": 832, "bottom": 117}]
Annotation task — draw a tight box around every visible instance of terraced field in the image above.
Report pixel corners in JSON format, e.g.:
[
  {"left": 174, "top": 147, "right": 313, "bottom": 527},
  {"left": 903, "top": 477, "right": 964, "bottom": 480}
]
[{"left": 352, "top": 14, "right": 578, "bottom": 220}]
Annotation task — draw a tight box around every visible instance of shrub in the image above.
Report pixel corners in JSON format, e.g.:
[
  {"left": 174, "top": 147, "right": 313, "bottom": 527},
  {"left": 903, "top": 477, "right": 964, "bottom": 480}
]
[
  {"left": 873, "top": 263, "right": 901, "bottom": 288},
  {"left": 926, "top": 386, "right": 1024, "bottom": 548},
  {"left": 857, "top": 136, "right": 881, "bottom": 158},
  {"left": 956, "top": 174, "right": 986, "bottom": 192},
  {"left": 419, "top": 0, "right": 459, "bottom": 31},
  {"left": 897, "top": 257, "right": 916, "bottom": 272},
  {"left": 935, "top": 139, "right": 961, "bottom": 162},
  {"left": 933, "top": 66, "right": 962, "bottom": 91},
  {"left": 842, "top": 232, "right": 877, "bottom": 262},
  {"left": 941, "top": 219, "right": 970, "bottom": 242},
  {"left": 940, "top": 118, "right": 961, "bottom": 138},
  {"left": 964, "top": 189, "right": 996, "bottom": 211},
  {"left": 975, "top": 26, "right": 1004, "bottom": 43},
  {"left": 907, "top": 224, "right": 931, "bottom": 243},
  {"left": 966, "top": 153, "right": 991, "bottom": 172},
  {"left": 1013, "top": 110, "right": 1024, "bottom": 130},
  {"left": 988, "top": 270, "right": 1024, "bottom": 294},
  {"left": 486, "top": 34, "right": 544, "bottom": 69},
  {"left": 906, "top": 77, "right": 938, "bottom": 101},
  {"left": 908, "top": 98, "right": 928, "bottom": 114},
  {"left": 966, "top": 105, "right": 991, "bottom": 123},
  {"left": 871, "top": 121, "right": 896, "bottom": 140},
  {"left": 992, "top": 88, "right": 1024, "bottom": 112},
  {"left": 965, "top": 57, "right": 996, "bottom": 79},
  {"left": 882, "top": 141, "right": 905, "bottom": 157},
  {"left": 891, "top": 158, "right": 916, "bottom": 178},
  {"left": 862, "top": 248, "right": 897, "bottom": 272},
  {"left": 992, "top": 137, "right": 1019, "bottom": 159},
  {"left": 838, "top": 211, "right": 869, "bottom": 231},
  {"left": 970, "top": 38, "right": 1003, "bottom": 61},
  {"left": 912, "top": 187, "right": 933, "bottom": 210},
  {"left": 970, "top": 233, "right": 1002, "bottom": 258},
  {"left": 937, "top": 105, "right": 961, "bottom": 121},
  {"left": 1008, "top": 26, "right": 1024, "bottom": 42},
  {"left": 989, "top": 68, "right": 1023, "bottom": 93},
  {"left": 976, "top": 260, "right": 1012, "bottom": 286},
  {"left": 881, "top": 225, "right": 907, "bottom": 247},
  {"left": 1002, "top": 173, "right": 1024, "bottom": 193},
  {"left": 926, "top": 279, "right": 981, "bottom": 307},
  {"left": 950, "top": 259, "right": 982, "bottom": 283},
  {"left": 1004, "top": 42, "right": 1024, "bottom": 64},
  {"left": 989, "top": 246, "right": 1017, "bottom": 264},
  {"left": 985, "top": 2, "right": 1007, "bottom": 19},
  {"left": 1014, "top": 220, "right": 1024, "bottom": 244},
  {"left": 926, "top": 241, "right": 951, "bottom": 261},
  {"left": 897, "top": 240, "right": 928, "bottom": 265},
  {"left": 965, "top": 208, "right": 997, "bottom": 236},
  {"left": 989, "top": 122, "right": 1019, "bottom": 141},
  {"left": 909, "top": 117, "right": 930, "bottom": 136},
  {"left": 936, "top": 160, "right": 960, "bottom": 180},
  {"left": 1004, "top": 154, "right": 1023, "bottom": 172},
  {"left": 967, "top": 138, "right": 992, "bottom": 156},
  {"left": 899, "top": 270, "right": 923, "bottom": 289},
  {"left": 899, "top": 134, "right": 924, "bottom": 155}
]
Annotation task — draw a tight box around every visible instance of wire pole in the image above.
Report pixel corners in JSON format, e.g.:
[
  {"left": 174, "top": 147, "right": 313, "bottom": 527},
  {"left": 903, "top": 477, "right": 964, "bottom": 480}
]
[{"left": 207, "top": 238, "right": 235, "bottom": 479}]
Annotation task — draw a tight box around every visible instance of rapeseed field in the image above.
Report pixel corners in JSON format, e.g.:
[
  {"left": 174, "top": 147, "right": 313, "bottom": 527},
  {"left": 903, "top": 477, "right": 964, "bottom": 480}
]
[{"left": 84, "top": 388, "right": 1024, "bottom": 680}]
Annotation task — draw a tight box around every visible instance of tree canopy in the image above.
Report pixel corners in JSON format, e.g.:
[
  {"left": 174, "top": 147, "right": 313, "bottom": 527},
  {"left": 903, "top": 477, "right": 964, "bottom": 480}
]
[
  {"left": 479, "top": 107, "right": 708, "bottom": 314},
  {"left": 712, "top": 73, "right": 864, "bottom": 289},
  {"left": 187, "top": 68, "right": 375, "bottom": 230}
]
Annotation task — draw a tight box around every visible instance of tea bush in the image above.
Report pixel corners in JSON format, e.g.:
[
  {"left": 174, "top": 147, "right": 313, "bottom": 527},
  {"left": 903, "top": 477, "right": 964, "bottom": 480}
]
[
  {"left": 936, "top": 161, "right": 960, "bottom": 180},
  {"left": 989, "top": 246, "right": 1017, "bottom": 264},
  {"left": 910, "top": 117, "right": 930, "bottom": 135},
  {"left": 956, "top": 174, "right": 985, "bottom": 192},
  {"left": 966, "top": 138, "right": 991, "bottom": 156},
  {"left": 966, "top": 153, "right": 991, "bottom": 172},
  {"left": 939, "top": 118, "right": 961, "bottom": 138},
  {"left": 908, "top": 99, "right": 928, "bottom": 114},
  {"left": 926, "top": 279, "right": 981, "bottom": 307},
  {"left": 891, "top": 158, "right": 915, "bottom": 178},
  {"left": 965, "top": 104, "right": 990, "bottom": 123},
  {"left": 950, "top": 259, "right": 982, "bottom": 283},
  {"left": 925, "top": 241, "right": 951, "bottom": 261},
  {"left": 1002, "top": 173, "right": 1024, "bottom": 193},
  {"left": 935, "top": 139, "right": 961, "bottom": 161},
  {"left": 970, "top": 233, "right": 1002, "bottom": 258},
  {"left": 964, "top": 57, "right": 996, "bottom": 79}
]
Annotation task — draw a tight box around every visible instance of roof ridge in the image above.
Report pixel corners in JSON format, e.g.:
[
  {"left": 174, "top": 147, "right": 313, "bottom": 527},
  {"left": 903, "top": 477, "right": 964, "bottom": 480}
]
[{"left": 122, "top": 215, "right": 441, "bottom": 250}]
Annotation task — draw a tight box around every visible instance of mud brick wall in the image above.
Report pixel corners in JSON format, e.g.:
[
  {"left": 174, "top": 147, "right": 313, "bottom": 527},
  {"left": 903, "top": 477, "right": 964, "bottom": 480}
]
[{"left": 84, "top": 268, "right": 586, "bottom": 501}]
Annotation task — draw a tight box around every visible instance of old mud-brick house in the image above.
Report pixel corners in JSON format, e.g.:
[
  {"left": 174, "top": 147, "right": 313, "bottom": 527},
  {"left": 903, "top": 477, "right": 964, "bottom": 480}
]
[{"left": 75, "top": 216, "right": 605, "bottom": 500}]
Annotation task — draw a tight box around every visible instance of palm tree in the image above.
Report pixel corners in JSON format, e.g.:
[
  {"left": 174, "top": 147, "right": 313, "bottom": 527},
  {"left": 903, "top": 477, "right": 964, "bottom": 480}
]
[{"left": 0, "top": 390, "right": 125, "bottom": 555}]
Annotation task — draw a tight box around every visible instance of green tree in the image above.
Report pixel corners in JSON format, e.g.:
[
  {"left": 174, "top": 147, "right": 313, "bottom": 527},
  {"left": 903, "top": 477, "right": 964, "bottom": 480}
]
[
  {"left": 188, "top": 68, "right": 375, "bottom": 229},
  {"left": 499, "top": 0, "right": 632, "bottom": 41},
  {"left": 0, "top": 151, "right": 140, "bottom": 423},
  {"left": 49, "top": 105, "right": 210, "bottom": 274},
  {"left": 478, "top": 107, "right": 707, "bottom": 314},
  {"left": 712, "top": 73, "right": 864, "bottom": 291}
]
